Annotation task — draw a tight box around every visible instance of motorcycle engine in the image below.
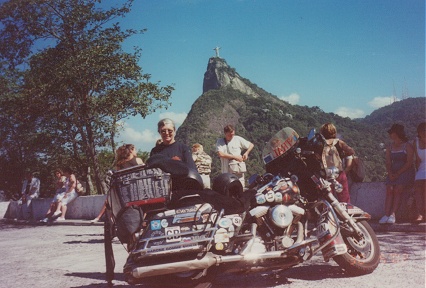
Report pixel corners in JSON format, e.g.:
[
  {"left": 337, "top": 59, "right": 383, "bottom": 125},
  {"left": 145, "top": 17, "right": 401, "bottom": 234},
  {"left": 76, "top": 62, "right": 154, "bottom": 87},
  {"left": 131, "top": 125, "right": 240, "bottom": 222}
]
[{"left": 269, "top": 205, "right": 293, "bottom": 228}]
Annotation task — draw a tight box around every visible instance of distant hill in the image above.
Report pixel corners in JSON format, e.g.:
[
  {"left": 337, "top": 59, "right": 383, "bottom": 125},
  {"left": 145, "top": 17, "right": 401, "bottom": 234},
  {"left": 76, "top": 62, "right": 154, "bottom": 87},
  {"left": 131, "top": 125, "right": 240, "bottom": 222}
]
[
  {"left": 360, "top": 97, "right": 426, "bottom": 140},
  {"left": 176, "top": 57, "right": 425, "bottom": 182}
]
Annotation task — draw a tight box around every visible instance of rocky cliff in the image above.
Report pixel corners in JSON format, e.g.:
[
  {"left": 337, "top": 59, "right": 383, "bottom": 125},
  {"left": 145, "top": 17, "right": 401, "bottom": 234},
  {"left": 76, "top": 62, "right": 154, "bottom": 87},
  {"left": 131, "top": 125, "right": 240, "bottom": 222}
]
[
  {"left": 202, "top": 57, "right": 260, "bottom": 98},
  {"left": 177, "top": 57, "right": 424, "bottom": 181}
]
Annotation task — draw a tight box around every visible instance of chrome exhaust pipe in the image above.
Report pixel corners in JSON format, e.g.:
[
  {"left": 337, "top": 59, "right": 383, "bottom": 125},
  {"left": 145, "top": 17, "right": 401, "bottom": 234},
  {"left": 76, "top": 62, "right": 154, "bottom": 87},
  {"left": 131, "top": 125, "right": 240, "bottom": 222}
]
[
  {"left": 131, "top": 252, "right": 221, "bottom": 278},
  {"left": 131, "top": 249, "right": 296, "bottom": 279}
]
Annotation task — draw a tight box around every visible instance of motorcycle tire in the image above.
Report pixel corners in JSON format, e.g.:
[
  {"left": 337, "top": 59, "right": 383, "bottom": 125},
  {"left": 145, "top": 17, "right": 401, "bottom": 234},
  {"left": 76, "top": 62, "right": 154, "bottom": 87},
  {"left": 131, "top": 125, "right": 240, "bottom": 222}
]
[{"left": 333, "top": 220, "right": 380, "bottom": 275}]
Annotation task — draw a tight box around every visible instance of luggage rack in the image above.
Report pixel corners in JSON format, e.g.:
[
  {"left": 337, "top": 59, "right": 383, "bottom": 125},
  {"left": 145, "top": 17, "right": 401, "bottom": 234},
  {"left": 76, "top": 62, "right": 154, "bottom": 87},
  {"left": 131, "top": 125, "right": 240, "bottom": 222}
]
[{"left": 111, "top": 165, "right": 172, "bottom": 208}]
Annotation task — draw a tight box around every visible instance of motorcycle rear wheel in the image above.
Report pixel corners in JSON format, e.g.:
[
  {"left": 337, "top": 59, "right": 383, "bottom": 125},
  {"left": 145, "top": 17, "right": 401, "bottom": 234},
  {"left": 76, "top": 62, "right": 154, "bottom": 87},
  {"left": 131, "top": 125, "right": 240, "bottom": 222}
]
[{"left": 333, "top": 220, "right": 380, "bottom": 275}]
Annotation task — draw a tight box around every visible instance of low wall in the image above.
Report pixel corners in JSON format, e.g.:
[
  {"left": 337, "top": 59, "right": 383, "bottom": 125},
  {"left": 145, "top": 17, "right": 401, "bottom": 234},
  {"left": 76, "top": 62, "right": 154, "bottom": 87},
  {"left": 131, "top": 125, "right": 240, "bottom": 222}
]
[
  {"left": 349, "top": 181, "right": 414, "bottom": 221},
  {"left": 1, "top": 182, "right": 415, "bottom": 221},
  {"left": 3, "top": 195, "right": 107, "bottom": 221}
]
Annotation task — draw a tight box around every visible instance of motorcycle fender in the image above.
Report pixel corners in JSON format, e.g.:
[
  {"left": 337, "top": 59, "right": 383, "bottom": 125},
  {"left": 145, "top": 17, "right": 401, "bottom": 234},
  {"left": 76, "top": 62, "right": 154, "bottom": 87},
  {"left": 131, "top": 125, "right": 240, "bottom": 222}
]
[{"left": 340, "top": 203, "right": 371, "bottom": 220}]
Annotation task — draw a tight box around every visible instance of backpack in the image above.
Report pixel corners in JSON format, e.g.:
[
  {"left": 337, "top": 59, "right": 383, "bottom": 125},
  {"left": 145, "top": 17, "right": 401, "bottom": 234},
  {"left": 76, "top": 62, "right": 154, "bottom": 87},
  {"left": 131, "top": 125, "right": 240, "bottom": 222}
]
[
  {"left": 322, "top": 139, "right": 343, "bottom": 171},
  {"left": 350, "top": 156, "right": 366, "bottom": 182},
  {"left": 75, "top": 179, "right": 85, "bottom": 196}
]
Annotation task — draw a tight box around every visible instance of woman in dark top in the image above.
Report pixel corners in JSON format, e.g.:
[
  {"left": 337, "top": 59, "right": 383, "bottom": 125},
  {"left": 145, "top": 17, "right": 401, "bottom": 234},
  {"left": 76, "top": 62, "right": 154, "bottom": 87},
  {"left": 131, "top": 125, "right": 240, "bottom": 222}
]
[
  {"left": 150, "top": 118, "right": 197, "bottom": 170},
  {"left": 379, "top": 124, "right": 415, "bottom": 224}
]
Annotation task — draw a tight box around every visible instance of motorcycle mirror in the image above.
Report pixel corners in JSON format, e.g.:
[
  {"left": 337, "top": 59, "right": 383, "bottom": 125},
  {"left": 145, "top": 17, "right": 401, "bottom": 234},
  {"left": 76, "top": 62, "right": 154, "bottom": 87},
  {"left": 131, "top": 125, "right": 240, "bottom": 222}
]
[{"left": 307, "top": 128, "right": 316, "bottom": 140}]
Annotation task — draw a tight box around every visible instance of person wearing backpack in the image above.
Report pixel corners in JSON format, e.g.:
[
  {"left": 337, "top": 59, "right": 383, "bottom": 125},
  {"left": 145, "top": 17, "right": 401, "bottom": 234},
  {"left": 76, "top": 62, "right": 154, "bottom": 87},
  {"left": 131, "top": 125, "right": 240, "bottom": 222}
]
[{"left": 320, "top": 123, "right": 355, "bottom": 203}]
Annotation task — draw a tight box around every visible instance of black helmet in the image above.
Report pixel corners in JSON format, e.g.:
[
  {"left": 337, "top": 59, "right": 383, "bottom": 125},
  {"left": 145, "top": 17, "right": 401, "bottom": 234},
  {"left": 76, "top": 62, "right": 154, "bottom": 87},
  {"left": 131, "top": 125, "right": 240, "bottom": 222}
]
[{"left": 212, "top": 173, "right": 243, "bottom": 198}]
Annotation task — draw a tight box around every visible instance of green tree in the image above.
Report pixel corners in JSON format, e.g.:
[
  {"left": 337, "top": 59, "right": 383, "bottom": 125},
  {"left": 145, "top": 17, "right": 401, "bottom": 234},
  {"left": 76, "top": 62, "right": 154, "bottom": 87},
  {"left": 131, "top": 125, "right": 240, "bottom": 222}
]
[{"left": 0, "top": 0, "right": 173, "bottom": 194}]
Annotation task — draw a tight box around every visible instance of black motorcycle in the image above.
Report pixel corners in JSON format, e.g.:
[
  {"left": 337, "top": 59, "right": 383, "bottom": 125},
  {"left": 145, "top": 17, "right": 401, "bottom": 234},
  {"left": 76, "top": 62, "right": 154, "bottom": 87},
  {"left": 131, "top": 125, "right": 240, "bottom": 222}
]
[{"left": 104, "top": 127, "right": 380, "bottom": 286}]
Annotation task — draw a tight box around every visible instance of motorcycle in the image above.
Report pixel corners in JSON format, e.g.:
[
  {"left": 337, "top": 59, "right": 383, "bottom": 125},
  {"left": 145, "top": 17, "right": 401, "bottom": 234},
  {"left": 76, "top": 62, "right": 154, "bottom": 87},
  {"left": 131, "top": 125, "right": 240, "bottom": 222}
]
[{"left": 104, "top": 127, "right": 380, "bottom": 286}]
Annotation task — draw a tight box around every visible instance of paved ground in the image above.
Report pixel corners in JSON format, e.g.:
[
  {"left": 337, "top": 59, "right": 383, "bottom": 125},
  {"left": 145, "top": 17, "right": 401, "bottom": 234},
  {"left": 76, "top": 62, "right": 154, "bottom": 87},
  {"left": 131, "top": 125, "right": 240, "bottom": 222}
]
[{"left": 0, "top": 216, "right": 425, "bottom": 288}]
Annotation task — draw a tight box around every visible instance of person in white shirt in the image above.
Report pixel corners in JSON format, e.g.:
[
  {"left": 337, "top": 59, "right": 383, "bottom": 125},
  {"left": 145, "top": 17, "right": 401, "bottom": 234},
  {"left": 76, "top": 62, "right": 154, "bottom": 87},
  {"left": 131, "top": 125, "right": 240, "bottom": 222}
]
[
  {"left": 18, "top": 170, "right": 40, "bottom": 220},
  {"left": 216, "top": 124, "right": 254, "bottom": 188}
]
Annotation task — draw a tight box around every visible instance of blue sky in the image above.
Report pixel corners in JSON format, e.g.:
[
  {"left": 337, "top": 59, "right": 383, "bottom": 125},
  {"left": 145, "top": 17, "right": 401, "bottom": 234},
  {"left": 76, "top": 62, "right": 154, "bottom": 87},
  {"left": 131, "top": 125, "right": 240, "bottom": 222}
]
[{"left": 106, "top": 0, "right": 425, "bottom": 152}]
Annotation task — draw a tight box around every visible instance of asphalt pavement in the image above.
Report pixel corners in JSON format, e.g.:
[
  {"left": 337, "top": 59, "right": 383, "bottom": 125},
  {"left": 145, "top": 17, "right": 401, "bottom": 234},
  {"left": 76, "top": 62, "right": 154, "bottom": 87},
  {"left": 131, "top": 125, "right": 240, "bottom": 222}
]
[{"left": 4, "top": 216, "right": 426, "bottom": 233}]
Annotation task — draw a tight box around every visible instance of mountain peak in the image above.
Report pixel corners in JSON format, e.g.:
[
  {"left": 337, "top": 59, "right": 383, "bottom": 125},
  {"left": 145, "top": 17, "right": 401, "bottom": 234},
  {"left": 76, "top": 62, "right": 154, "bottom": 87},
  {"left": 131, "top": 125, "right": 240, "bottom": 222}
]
[{"left": 202, "top": 57, "right": 260, "bottom": 97}]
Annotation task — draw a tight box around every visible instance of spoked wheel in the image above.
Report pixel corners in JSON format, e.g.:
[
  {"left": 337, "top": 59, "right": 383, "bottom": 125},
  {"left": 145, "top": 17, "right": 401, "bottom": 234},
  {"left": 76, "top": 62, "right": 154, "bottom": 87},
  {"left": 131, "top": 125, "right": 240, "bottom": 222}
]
[
  {"left": 104, "top": 208, "right": 116, "bottom": 286},
  {"left": 333, "top": 220, "right": 380, "bottom": 275}
]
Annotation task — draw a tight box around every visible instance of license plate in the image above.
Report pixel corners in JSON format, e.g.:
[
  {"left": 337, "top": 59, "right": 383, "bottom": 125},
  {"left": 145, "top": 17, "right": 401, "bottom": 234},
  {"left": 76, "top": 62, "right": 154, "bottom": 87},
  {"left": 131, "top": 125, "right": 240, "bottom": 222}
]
[{"left": 165, "top": 226, "right": 181, "bottom": 243}]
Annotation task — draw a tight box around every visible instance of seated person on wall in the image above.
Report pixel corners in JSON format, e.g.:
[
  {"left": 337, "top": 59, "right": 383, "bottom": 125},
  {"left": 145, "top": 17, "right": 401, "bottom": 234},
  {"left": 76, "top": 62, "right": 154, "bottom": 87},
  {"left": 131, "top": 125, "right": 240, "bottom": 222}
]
[
  {"left": 51, "top": 167, "right": 79, "bottom": 221},
  {"left": 40, "top": 168, "right": 66, "bottom": 223},
  {"left": 18, "top": 170, "right": 40, "bottom": 220}
]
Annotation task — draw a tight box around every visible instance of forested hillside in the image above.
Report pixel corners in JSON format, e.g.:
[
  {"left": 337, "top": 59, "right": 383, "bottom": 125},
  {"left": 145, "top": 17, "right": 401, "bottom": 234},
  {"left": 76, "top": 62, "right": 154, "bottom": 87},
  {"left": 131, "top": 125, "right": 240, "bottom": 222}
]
[
  {"left": 360, "top": 97, "right": 425, "bottom": 140},
  {"left": 176, "top": 87, "right": 409, "bottom": 182}
]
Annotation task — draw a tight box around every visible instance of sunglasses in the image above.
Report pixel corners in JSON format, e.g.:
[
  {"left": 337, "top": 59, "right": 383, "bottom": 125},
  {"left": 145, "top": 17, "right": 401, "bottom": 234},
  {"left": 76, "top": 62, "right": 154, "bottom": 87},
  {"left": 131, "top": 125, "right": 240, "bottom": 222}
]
[{"left": 160, "top": 129, "right": 174, "bottom": 134}]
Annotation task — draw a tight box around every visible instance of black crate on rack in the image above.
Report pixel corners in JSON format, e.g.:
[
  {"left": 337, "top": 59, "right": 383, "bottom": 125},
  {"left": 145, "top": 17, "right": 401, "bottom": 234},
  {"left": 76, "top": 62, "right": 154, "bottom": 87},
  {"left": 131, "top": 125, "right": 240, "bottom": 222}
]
[{"left": 112, "top": 165, "right": 171, "bottom": 207}]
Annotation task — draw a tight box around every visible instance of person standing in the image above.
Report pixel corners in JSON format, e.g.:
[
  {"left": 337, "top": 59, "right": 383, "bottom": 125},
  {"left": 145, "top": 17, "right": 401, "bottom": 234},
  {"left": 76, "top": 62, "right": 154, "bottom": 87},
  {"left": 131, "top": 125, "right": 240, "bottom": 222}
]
[
  {"left": 216, "top": 124, "right": 254, "bottom": 188},
  {"left": 379, "top": 123, "right": 415, "bottom": 224},
  {"left": 192, "top": 143, "right": 212, "bottom": 189},
  {"left": 320, "top": 123, "right": 355, "bottom": 204},
  {"left": 150, "top": 118, "right": 197, "bottom": 170},
  {"left": 413, "top": 122, "right": 426, "bottom": 223},
  {"left": 18, "top": 170, "right": 40, "bottom": 220}
]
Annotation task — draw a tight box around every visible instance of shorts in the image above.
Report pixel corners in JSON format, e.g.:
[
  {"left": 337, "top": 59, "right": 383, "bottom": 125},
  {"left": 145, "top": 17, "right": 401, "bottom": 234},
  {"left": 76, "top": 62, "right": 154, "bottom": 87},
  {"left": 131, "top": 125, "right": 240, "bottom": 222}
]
[
  {"left": 52, "top": 188, "right": 66, "bottom": 203},
  {"left": 60, "top": 190, "right": 78, "bottom": 206}
]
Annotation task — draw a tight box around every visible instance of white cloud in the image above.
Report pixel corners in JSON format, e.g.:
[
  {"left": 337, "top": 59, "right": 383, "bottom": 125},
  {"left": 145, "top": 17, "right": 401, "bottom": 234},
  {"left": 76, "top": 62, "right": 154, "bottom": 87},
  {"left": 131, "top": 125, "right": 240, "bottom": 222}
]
[
  {"left": 335, "top": 107, "right": 365, "bottom": 119},
  {"left": 368, "top": 96, "right": 399, "bottom": 108},
  {"left": 279, "top": 93, "right": 300, "bottom": 105},
  {"left": 122, "top": 127, "right": 157, "bottom": 143},
  {"left": 116, "top": 122, "right": 158, "bottom": 152},
  {"left": 159, "top": 111, "right": 188, "bottom": 125}
]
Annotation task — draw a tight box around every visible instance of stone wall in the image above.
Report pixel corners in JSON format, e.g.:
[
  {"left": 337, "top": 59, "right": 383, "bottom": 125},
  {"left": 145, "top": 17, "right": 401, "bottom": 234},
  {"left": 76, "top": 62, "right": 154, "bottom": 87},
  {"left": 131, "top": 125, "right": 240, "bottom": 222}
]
[{"left": 2, "top": 182, "right": 416, "bottom": 221}]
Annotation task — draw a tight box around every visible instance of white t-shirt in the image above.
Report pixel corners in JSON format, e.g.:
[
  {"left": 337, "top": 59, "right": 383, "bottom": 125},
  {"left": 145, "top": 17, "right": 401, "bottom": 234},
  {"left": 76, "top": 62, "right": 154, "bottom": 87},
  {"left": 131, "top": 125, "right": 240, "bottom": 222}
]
[{"left": 216, "top": 135, "right": 252, "bottom": 173}]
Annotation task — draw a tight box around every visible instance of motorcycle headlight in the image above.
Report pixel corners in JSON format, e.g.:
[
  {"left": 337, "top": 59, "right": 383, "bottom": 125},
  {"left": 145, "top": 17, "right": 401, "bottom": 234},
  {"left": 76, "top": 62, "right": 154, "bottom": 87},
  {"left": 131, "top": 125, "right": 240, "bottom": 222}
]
[{"left": 325, "top": 166, "right": 340, "bottom": 179}]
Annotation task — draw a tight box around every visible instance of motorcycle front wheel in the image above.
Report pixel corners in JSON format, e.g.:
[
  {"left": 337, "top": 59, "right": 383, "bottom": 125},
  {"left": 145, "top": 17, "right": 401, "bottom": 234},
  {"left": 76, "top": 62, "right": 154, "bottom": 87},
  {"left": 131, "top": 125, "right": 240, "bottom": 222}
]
[{"left": 333, "top": 220, "right": 380, "bottom": 275}]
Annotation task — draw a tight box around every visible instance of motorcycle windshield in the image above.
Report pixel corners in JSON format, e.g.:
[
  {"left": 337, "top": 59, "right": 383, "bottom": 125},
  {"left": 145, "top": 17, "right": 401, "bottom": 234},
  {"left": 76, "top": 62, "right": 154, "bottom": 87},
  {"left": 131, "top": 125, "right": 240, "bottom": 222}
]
[{"left": 262, "top": 127, "right": 299, "bottom": 165}]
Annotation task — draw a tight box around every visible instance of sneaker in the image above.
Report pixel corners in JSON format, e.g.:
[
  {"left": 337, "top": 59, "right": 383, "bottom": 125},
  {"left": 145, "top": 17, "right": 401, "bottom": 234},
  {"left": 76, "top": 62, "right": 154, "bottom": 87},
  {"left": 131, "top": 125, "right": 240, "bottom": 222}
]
[
  {"left": 40, "top": 218, "right": 49, "bottom": 223},
  {"left": 379, "top": 215, "right": 388, "bottom": 224},
  {"left": 414, "top": 215, "right": 424, "bottom": 223},
  {"left": 56, "top": 217, "right": 65, "bottom": 221},
  {"left": 53, "top": 211, "right": 62, "bottom": 217},
  {"left": 90, "top": 218, "right": 99, "bottom": 223},
  {"left": 387, "top": 215, "right": 396, "bottom": 224}
]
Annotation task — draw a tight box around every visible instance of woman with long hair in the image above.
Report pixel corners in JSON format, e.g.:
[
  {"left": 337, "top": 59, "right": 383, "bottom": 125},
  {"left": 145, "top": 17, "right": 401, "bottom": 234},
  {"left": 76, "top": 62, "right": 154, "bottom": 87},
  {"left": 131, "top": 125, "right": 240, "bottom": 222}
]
[
  {"left": 91, "top": 144, "right": 143, "bottom": 223},
  {"left": 379, "top": 123, "right": 415, "bottom": 224}
]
